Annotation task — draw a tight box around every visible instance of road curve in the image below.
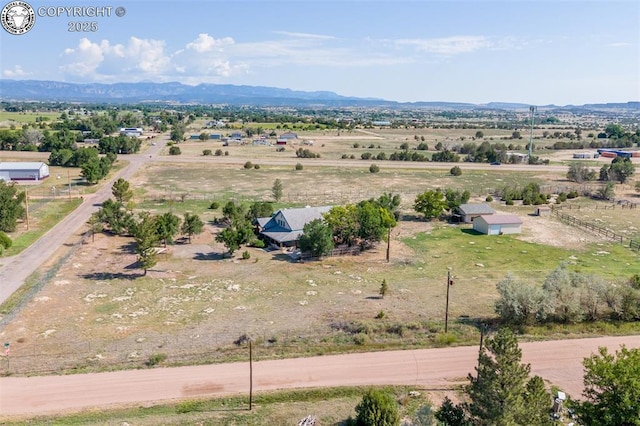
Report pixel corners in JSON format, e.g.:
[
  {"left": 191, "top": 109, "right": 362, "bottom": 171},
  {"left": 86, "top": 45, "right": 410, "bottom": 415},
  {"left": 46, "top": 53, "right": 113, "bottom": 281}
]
[{"left": 1, "top": 335, "right": 638, "bottom": 418}]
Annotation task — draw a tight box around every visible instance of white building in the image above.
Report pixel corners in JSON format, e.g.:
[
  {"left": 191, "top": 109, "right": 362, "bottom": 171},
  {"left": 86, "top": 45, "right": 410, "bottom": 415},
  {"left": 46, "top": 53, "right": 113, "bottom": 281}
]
[
  {"left": 0, "top": 162, "right": 50, "bottom": 181},
  {"left": 473, "top": 214, "right": 523, "bottom": 235}
]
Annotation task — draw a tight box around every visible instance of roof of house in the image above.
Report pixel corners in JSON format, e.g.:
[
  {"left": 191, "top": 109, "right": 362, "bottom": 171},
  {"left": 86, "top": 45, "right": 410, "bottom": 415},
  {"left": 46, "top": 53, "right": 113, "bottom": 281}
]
[
  {"left": 478, "top": 214, "right": 523, "bottom": 225},
  {"left": 0, "top": 162, "right": 47, "bottom": 170},
  {"left": 457, "top": 203, "right": 496, "bottom": 215},
  {"left": 259, "top": 206, "right": 332, "bottom": 243}
]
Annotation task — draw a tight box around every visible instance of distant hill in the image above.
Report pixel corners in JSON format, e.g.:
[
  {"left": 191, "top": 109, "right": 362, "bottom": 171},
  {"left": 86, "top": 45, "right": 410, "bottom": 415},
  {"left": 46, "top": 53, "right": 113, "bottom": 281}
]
[{"left": 0, "top": 79, "right": 638, "bottom": 111}]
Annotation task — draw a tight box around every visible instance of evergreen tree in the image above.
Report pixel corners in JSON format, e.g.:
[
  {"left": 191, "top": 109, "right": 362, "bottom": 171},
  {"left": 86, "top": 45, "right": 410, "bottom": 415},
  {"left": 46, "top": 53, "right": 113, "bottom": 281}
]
[
  {"left": 272, "top": 178, "right": 283, "bottom": 202},
  {"left": 0, "top": 181, "right": 26, "bottom": 232},
  {"left": 379, "top": 279, "right": 389, "bottom": 298},
  {"left": 154, "top": 212, "right": 181, "bottom": 247},
  {"left": 573, "top": 346, "right": 640, "bottom": 425},
  {"left": 111, "top": 178, "right": 133, "bottom": 203},
  {"left": 465, "top": 328, "right": 551, "bottom": 425},
  {"left": 133, "top": 212, "right": 159, "bottom": 275},
  {"left": 181, "top": 212, "right": 204, "bottom": 243},
  {"left": 354, "top": 389, "right": 400, "bottom": 426}
]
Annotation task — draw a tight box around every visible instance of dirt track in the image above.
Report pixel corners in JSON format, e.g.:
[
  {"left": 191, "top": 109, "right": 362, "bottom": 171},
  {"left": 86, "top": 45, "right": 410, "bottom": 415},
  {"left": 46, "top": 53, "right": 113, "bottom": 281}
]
[{"left": 1, "top": 335, "right": 638, "bottom": 418}]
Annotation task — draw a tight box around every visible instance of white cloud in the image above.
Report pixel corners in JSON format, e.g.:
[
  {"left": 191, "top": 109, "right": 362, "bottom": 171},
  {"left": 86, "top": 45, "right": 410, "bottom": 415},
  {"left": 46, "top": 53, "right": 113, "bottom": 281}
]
[
  {"left": 607, "top": 42, "right": 633, "bottom": 48},
  {"left": 272, "top": 31, "right": 337, "bottom": 40},
  {"left": 3, "top": 65, "right": 29, "bottom": 78},
  {"left": 186, "top": 33, "right": 235, "bottom": 53},
  {"left": 395, "top": 36, "right": 492, "bottom": 55}
]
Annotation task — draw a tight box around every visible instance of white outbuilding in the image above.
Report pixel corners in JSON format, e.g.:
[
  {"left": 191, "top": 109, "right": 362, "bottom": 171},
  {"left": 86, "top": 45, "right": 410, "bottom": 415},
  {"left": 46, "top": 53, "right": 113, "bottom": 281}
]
[
  {"left": 473, "top": 214, "right": 523, "bottom": 235},
  {"left": 0, "top": 162, "right": 50, "bottom": 181}
]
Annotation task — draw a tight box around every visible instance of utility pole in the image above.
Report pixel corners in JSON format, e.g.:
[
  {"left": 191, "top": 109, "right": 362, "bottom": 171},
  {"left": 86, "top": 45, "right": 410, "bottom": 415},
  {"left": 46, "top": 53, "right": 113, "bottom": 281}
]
[
  {"left": 386, "top": 227, "right": 391, "bottom": 263},
  {"left": 249, "top": 339, "right": 253, "bottom": 411},
  {"left": 68, "top": 170, "right": 72, "bottom": 200},
  {"left": 528, "top": 105, "right": 536, "bottom": 159},
  {"left": 25, "top": 188, "right": 30, "bottom": 230},
  {"left": 445, "top": 268, "right": 454, "bottom": 333}
]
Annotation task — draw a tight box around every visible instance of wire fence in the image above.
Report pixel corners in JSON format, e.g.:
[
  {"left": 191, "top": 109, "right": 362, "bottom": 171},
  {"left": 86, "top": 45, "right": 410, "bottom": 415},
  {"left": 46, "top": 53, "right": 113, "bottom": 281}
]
[{"left": 551, "top": 209, "right": 639, "bottom": 250}]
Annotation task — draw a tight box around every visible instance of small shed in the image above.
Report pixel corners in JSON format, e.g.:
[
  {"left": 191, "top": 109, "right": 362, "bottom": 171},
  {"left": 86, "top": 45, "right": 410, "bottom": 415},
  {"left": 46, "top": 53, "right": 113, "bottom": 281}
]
[
  {"left": 0, "top": 162, "right": 50, "bottom": 181},
  {"left": 455, "top": 203, "right": 496, "bottom": 223},
  {"left": 473, "top": 214, "right": 523, "bottom": 235},
  {"left": 535, "top": 206, "right": 551, "bottom": 216}
]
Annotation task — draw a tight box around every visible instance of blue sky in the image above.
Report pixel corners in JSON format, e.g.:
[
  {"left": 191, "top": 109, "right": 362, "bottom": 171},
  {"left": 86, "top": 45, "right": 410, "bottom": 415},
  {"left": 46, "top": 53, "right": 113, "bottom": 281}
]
[{"left": 1, "top": 0, "right": 638, "bottom": 105}]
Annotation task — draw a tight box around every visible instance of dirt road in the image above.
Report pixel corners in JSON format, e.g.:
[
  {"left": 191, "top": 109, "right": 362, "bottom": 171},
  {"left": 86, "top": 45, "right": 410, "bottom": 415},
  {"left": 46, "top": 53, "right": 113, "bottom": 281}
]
[
  {"left": 0, "top": 140, "right": 167, "bottom": 305},
  {"left": 1, "top": 335, "right": 637, "bottom": 418}
]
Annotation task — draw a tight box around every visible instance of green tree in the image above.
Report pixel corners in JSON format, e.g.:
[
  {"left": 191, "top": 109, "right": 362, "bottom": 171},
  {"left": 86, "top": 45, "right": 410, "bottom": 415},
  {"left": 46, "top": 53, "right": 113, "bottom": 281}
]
[
  {"left": 272, "top": 178, "right": 283, "bottom": 202},
  {"left": 199, "top": 132, "right": 209, "bottom": 141},
  {"left": 596, "top": 182, "right": 615, "bottom": 201},
  {"left": 414, "top": 189, "right": 448, "bottom": 220},
  {"left": 80, "top": 157, "right": 103, "bottom": 184},
  {"left": 323, "top": 204, "right": 359, "bottom": 246},
  {"left": 0, "top": 181, "right": 26, "bottom": 232},
  {"left": 133, "top": 212, "right": 159, "bottom": 275},
  {"left": 170, "top": 122, "right": 186, "bottom": 142},
  {"left": 216, "top": 227, "right": 241, "bottom": 255},
  {"left": 475, "top": 131, "right": 484, "bottom": 139},
  {"left": 450, "top": 166, "right": 462, "bottom": 176},
  {"left": 87, "top": 212, "right": 104, "bottom": 243},
  {"left": 298, "top": 219, "right": 334, "bottom": 258},
  {"left": 465, "top": 328, "right": 551, "bottom": 425},
  {"left": 154, "top": 212, "right": 181, "bottom": 247},
  {"left": 572, "top": 346, "right": 640, "bottom": 425},
  {"left": 97, "top": 199, "right": 135, "bottom": 236},
  {"left": 181, "top": 212, "right": 204, "bottom": 244},
  {"left": 354, "top": 389, "right": 400, "bottom": 426},
  {"left": 111, "top": 178, "right": 133, "bottom": 203},
  {"left": 604, "top": 123, "right": 624, "bottom": 139},
  {"left": 609, "top": 157, "right": 635, "bottom": 183},
  {"left": 168, "top": 146, "right": 181, "bottom": 155},
  {"left": 495, "top": 274, "right": 547, "bottom": 325},
  {"left": 379, "top": 279, "right": 389, "bottom": 298},
  {"left": 567, "top": 162, "right": 596, "bottom": 183},
  {"left": 435, "top": 396, "right": 469, "bottom": 426}
]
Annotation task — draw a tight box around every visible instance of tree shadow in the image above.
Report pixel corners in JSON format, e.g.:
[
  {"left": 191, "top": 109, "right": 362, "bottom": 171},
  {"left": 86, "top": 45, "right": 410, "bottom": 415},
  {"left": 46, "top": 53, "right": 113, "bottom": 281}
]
[
  {"left": 81, "top": 271, "right": 141, "bottom": 281},
  {"left": 193, "top": 252, "right": 225, "bottom": 261},
  {"left": 271, "top": 252, "right": 300, "bottom": 263},
  {"left": 365, "top": 296, "right": 383, "bottom": 300},
  {"left": 119, "top": 241, "right": 137, "bottom": 254}
]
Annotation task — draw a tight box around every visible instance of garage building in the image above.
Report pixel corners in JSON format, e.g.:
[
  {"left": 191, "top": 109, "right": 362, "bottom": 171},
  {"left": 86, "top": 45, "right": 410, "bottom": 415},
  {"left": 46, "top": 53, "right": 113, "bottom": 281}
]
[
  {"left": 0, "top": 162, "right": 50, "bottom": 181},
  {"left": 473, "top": 214, "right": 523, "bottom": 235}
]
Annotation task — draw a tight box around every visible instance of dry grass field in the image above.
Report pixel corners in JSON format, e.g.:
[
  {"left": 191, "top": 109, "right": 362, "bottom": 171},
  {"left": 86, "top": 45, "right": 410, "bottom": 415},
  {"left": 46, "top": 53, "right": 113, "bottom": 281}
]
[{"left": 1, "top": 126, "right": 639, "bottom": 380}]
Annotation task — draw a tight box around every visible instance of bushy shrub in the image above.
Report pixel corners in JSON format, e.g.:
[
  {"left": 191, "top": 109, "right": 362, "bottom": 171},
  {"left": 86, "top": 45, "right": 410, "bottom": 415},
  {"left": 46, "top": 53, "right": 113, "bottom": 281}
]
[
  {"left": 242, "top": 250, "right": 251, "bottom": 260},
  {"left": 202, "top": 149, "right": 212, "bottom": 156},
  {"left": 0, "top": 231, "right": 12, "bottom": 249},
  {"left": 361, "top": 152, "right": 373, "bottom": 160},
  {"left": 295, "top": 163, "right": 303, "bottom": 171},
  {"left": 214, "top": 149, "right": 223, "bottom": 156},
  {"left": 209, "top": 201, "right": 220, "bottom": 210},
  {"left": 486, "top": 195, "right": 494, "bottom": 202},
  {"left": 369, "top": 164, "right": 380, "bottom": 173},
  {"left": 450, "top": 166, "right": 462, "bottom": 176},
  {"left": 243, "top": 161, "right": 253, "bottom": 169},
  {"left": 168, "top": 146, "right": 181, "bottom": 155},
  {"left": 146, "top": 353, "right": 167, "bottom": 367},
  {"left": 253, "top": 164, "right": 260, "bottom": 169}
]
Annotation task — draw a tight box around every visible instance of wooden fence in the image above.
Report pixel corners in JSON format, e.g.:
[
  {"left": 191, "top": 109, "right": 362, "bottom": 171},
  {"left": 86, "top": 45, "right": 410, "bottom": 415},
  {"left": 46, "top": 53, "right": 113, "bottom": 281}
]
[
  {"left": 552, "top": 209, "right": 639, "bottom": 251},
  {"left": 553, "top": 210, "right": 624, "bottom": 242}
]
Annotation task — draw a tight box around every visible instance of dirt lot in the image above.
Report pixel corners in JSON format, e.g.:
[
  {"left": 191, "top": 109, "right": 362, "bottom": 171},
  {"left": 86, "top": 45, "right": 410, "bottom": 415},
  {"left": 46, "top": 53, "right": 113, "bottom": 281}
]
[{"left": 1, "top": 206, "right": 630, "bottom": 376}]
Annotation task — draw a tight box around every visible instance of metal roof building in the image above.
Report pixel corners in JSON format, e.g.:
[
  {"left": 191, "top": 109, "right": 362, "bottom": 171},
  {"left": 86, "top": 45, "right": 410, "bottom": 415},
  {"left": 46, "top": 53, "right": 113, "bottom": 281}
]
[{"left": 0, "top": 162, "right": 50, "bottom": 181}]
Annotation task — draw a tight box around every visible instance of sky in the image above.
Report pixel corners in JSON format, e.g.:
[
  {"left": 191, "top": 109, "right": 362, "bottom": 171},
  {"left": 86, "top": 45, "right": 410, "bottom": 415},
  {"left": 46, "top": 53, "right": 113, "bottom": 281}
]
[{"left": 0, "top": 0, "right": 639, "bottom": 105}]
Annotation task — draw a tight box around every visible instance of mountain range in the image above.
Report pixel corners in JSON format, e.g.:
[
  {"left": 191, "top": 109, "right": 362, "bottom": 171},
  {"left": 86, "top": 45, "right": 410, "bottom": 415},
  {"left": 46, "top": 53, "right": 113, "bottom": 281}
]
[{"left": 0, "top": 79, "right": 638, "bottom": 111}]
